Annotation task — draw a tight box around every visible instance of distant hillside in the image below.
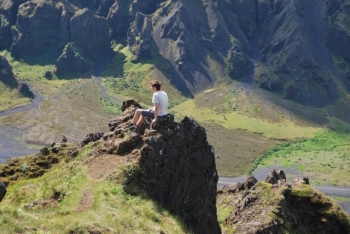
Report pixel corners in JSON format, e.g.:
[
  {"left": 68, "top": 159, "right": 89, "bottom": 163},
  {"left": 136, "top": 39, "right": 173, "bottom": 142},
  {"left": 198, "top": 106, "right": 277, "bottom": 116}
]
[{"left": 1, "top": 0, "right": 350, "bottom": 107}]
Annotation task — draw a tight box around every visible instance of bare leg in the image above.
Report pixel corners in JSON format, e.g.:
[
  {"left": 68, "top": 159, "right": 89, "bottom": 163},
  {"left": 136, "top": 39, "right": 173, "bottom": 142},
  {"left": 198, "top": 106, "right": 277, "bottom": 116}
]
[
  {"left": 132, "top": 109, "right": 142, "bottom": 125},
  {"left": 136, "top": 115, "right": 145, "bottom": 126}
]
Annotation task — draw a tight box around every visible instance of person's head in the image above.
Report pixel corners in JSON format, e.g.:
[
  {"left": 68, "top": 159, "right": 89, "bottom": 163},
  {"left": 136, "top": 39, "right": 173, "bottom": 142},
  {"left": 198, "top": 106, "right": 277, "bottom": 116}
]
[{"left": 150, "top": 80, "right": 161, "bottom": 91}]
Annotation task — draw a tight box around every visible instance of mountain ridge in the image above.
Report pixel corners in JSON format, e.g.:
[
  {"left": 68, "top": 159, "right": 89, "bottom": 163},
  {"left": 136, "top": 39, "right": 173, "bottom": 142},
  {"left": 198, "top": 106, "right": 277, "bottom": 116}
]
[{"left": 1, "top": 0, "right": 350, "bottom": 107}]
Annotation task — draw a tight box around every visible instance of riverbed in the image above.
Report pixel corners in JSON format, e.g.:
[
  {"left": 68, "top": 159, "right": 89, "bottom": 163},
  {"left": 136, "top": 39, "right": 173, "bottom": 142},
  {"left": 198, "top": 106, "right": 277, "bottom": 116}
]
[{"left": 0, "top": 85, "right": 43, "bottom": 162}]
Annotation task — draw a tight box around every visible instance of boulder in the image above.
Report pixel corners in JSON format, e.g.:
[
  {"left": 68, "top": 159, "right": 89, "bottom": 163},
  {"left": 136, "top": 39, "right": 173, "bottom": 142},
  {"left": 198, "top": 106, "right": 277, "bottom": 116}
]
[
  {"left": 44, "top": 71, "right": 53, "bottom": 79},
  {"left": 264, "top": 169, "right": 279, "bottom": 185},
  {"left": 80, "top": 133, "right": 104, "bottom": 147},
  {"left": 0, "top": 181, "right": 6, "bottom": 202},
  {"left": 244, "top": 175, "right": 258, "bottom": 190},
  {"left": 17, "top": 83, "right": 33, "bottom": 98},
  {"left": 39, "top": 147, "right": 49, "bottom": 157}
]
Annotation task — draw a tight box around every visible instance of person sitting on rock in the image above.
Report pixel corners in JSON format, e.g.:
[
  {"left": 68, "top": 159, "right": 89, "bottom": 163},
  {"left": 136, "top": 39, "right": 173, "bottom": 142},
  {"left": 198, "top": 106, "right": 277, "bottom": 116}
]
[{"left": 132, "top": 80, "right": 168, "bottom": 127}]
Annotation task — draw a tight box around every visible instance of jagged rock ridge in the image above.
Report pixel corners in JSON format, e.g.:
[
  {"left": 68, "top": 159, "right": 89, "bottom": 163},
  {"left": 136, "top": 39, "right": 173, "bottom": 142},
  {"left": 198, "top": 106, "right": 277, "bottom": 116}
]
[{"left": 1, "top": 0, "right": 350, "bottom": 106}]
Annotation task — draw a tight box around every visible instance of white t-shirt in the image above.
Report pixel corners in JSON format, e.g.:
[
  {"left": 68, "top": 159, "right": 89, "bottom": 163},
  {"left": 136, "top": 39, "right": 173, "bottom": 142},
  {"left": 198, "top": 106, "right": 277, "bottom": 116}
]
[{"left": 152, "top": 91, "right": 168, "bottom": 116}]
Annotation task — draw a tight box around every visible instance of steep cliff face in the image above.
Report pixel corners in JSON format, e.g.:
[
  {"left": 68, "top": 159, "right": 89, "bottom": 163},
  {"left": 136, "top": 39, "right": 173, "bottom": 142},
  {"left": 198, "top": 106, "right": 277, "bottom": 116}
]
[
  {"left": 1, "top": 0, "right": 350, "bottom": 107},
  {"left": 69, "top": 8, "right": 111, "bottom": 63},
  {"left": 11, "top": 1, "right": 71, "bottom": 58},
  {"left": 0, "top": 14, "right": 12, "bottom": 50},
  {"left": 54, "top": 8, "right": 111, "bottom": 75}
]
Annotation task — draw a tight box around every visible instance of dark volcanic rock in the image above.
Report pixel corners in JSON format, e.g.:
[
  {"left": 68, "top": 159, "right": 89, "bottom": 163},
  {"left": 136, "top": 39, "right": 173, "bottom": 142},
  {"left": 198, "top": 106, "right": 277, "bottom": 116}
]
[
  {"left": 54, "top": 43, "right": 93, "bottom": 76},
  {"left": 127, "top": 12, "right": 154, "bottom": 62},
  {"left": 141, "top": 116, "right": 220, "bottom": 233},
  {"left": 0, "top": 181, "right": 6, "bottom": 202},
  {"left": 80, "top": 133, "right": 104, "bottom": 147},
  {"left": 17, "top": 83, "right": 33, "bottom": 98},
  {"left": 39, "top": 147, "right": 49, "bottom": 157},
  {"left": 264, "top": 169, "right": 287, "bottom": 185},
  {"left": 0, "top": 55, "right": 18, "bottom": 88},
  {"left": 107, "top": 1, "right": 132, "bottom": 41},
  {"left": 0, "top": 14, "right": 12, "bottom": 50},
  {"left": 69, "top": 8, "right": 111, "bottom": 63},
  {"left": 11, "top": 1, "right": 71, "bottom": 58},
  {"left": 325, "top": 2, "right": 350, "bottom": 62},
  {"left": 44, "top": 71, "right": 53, "bottom": 79},
  {"left": 95, "top": 0, "right": 116, "bottom": 17},
  {"left": 54, "top": 8, "right": 111, "bottom": 74},
  {"left": 0, "top": 0, "right": 27, "bottom": 25}
]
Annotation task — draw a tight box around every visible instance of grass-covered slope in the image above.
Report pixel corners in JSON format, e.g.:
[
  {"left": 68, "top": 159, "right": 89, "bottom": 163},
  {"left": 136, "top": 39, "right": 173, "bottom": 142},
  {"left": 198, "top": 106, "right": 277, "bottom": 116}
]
[
  {"left": 218, "top": 182, "right": 350, "bottom": 234},
  {"left": 0, "top": 82, "right": 30, "bottom": 112},
  {"left": 172, "top": 83, "right": 350, "bottom": 186},
  {"left": 0, "top": 145, "right": 188, "bottom": 233}
]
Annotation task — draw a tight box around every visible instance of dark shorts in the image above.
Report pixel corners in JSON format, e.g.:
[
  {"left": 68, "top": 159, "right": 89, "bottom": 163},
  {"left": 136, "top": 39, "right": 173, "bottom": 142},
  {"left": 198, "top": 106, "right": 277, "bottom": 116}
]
[{"left": 141, "top": 109, "right": 155, "bottom": 119}]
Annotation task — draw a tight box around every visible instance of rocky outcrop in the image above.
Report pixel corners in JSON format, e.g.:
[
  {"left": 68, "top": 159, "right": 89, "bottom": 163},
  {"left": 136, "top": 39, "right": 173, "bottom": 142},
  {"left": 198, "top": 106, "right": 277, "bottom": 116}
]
[
  {"left": 0, "top": 145, "right": 77, "bottom": 186},
  {"left": 264, "top": 169, "right": 286, "bottom": 185},
  {"left": 54, "top": 43, "right": 93, "bottom": 76},
  {"left": 220, "top": 171, "right": 350, "bottom": 234},
  {"left": 83, "top": 100, "right": 221, "bottom": 233},
  {"left": 0, "top": 55, "right": 18, "bottom": 88}
]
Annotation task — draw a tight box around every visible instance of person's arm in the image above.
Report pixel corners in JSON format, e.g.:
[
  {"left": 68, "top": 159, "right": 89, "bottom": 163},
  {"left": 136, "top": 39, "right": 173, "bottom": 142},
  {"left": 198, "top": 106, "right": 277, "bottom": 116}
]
[{"left": 152, "top": 103, "right": 160, "bottom": 124}]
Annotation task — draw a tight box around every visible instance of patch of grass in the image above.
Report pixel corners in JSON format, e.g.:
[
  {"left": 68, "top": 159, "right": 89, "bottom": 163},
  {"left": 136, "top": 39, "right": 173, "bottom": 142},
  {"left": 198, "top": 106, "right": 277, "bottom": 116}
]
[
  {"left": 0, "top": 153, "right": 188, "bottom": 233},
  {"left": 249, "top": 131, "right": 350, "bottom": 186},
  {"left": 173, "top": 99, "right": 324, "bottom": 140},
  {"left": 0, "top": 82, "right": 31, "bottom": 111},
  {"left": 99, "top": 97, "right": 122, "bottom": 115}
]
